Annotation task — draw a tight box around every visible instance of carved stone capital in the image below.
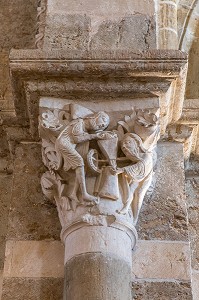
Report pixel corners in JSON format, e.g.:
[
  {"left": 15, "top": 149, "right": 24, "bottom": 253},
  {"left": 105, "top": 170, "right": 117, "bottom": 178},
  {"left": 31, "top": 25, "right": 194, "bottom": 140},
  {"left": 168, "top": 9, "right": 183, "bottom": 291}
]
[{"left": 39, "top": 103, "right": 160, "bottom": 237}]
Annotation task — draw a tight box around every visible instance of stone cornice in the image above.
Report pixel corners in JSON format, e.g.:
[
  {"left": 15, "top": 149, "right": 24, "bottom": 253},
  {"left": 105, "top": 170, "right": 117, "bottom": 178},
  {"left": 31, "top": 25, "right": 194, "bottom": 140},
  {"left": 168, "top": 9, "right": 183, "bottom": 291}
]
[
  {"left": 10, "top": 49, "right": 187, "bottom": 76},
  {"left": 9, "top": 49, "right": 188, "bottom": 140}
]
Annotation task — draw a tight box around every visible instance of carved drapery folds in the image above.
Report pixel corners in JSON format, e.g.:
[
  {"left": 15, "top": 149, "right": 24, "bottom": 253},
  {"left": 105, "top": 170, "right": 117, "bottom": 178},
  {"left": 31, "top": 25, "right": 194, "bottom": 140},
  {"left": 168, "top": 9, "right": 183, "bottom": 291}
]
[{"left": 39, "top": 103, "right": 160, "bottom": 236}]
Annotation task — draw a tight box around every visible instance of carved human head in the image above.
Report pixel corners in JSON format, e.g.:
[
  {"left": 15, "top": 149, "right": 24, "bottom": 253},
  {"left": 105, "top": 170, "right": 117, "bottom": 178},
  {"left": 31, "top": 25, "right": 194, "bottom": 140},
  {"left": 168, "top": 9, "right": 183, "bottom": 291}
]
[
  {"left": 121, "top": 133, "right": 146, "bottom": 159},
  {"left": 88, "top": 111, "right": 110, "bottom": 131}
]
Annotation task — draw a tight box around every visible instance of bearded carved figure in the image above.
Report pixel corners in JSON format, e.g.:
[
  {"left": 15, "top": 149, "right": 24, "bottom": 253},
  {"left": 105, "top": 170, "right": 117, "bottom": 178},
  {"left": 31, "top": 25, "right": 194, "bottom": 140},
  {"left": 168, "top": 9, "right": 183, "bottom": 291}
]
[{"left": 39, "top": 103, "right": 160, "bottom": 228}]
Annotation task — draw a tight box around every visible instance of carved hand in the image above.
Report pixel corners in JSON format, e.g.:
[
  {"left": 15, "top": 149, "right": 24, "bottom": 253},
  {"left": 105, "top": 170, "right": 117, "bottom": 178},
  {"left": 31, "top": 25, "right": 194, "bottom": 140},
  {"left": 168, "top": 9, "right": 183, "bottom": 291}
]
[{"left": 109, "top": 167, "right": 124, "bottom": 175}]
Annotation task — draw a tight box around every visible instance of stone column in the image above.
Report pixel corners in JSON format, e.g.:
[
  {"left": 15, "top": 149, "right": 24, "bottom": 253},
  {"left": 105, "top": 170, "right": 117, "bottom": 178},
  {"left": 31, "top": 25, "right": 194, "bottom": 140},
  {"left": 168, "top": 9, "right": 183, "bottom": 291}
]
[
  {"left": 155, "top": 0, "right": 178, "bottom": 49},
  {"left": 39, "top": 103, "right": 160, "bottom": 299},
  {"left": 62, "top": 224, "right": 136, "bottom": 300}
]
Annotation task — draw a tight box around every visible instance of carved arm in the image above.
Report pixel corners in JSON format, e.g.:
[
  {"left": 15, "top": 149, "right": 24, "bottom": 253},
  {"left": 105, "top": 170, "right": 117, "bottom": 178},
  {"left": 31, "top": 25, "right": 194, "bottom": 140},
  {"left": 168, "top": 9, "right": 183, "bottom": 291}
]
[{"left": 73, "top": 133, "right": 98, "bottom": 144}]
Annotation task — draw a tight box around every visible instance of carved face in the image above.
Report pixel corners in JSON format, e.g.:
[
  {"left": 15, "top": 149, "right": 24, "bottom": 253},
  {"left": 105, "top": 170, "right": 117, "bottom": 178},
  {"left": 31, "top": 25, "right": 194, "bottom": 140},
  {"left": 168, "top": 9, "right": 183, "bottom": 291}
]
[
  {"left": 89, "top": 112, "right": 110, "bottom": 131},
  {"left": 121, "top": 135, "right": 140, "bottom": 159}
]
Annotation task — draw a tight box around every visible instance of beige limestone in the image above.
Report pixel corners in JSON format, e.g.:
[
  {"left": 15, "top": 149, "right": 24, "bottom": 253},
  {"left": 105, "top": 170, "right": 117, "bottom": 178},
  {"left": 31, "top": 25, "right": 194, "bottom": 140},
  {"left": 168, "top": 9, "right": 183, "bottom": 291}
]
[
  {"left": 185, "top": 178, "right": 199, "bottom": 270},
  {"left": 44, "top": 0, "right": 155, "bottom": 50},
  {"left": 132, "top": 240, "right": 191, "bottom": 280},
  {"left": 64, "top": 226, "right": 133, "bottom": 265},
  {"left": 156, "top": 0, "right": 178, "bottom": 49},
  {"left": 192, "top": 270, "right": 199, "bottom": 300},
  {"left": 137, "top": 142, "right": 189, "bottom": 241},
  {"left": 3, "top": 241, "right": 64, "bottom": 278},
  {"left": 47, "top": 0, "right": 155, "bottom": 16}
]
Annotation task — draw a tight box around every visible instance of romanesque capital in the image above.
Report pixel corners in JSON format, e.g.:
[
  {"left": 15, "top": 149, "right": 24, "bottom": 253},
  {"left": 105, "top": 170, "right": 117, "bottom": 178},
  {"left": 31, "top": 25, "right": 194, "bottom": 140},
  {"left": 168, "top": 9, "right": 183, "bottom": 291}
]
[{"left": 39, "top": 103, "right": 160, "bottom": 242}]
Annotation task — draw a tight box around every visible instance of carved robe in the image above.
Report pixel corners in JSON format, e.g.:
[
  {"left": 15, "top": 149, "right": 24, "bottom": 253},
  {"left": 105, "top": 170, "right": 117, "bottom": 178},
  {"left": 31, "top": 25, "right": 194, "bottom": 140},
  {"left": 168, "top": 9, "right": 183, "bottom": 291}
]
[{"left": 55, "top": 119, "right": 86, "bottom": 171}]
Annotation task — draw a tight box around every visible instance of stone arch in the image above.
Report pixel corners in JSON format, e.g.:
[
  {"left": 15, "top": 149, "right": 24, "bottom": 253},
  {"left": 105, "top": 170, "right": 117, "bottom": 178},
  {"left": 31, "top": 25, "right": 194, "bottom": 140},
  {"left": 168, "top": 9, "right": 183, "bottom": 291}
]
[{"left": 178, "top": 0, "right": 199, "bottom": 51}]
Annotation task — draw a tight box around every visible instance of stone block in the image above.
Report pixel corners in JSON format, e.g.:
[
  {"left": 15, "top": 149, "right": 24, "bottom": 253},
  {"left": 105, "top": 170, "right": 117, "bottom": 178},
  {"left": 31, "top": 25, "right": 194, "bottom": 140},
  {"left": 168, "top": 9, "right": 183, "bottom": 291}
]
[
  {"left": 7, "top": 143, "right": 61, "bottom": 241},
  {"left": 117, "top": 15, "right": 156, "bottom": 50},
  {"left": 137, "top": 142, "right": 189, "bottom": 241},
  {"left": 43, "top": 14, "right": 90, "bottom": 50},
  {"left": 1, "top": 278, "right": 64, "bottom": 300},
  {"left": 47, "top": 0, "right": 155, "bottom": 16},
  {"left": 90, "top": 15, "right": 156, "bottom": 51},
  {"left": 4, "top": 240, "right": 64, "bottom": 278},
  {"left": 186, "top": 44, "right": 199, "bottom": 98},
  {"left": 132, "top": 281, "right": 192, "bottom": 300},
  {"left": 186, "top": 178, "right": 199, "bottom": 270},
  {"left": 132, "top": 240, "right": 191, "bottom": 281},
  {"left": 0, "top": 0, "right": 37, "bottom": 50}
]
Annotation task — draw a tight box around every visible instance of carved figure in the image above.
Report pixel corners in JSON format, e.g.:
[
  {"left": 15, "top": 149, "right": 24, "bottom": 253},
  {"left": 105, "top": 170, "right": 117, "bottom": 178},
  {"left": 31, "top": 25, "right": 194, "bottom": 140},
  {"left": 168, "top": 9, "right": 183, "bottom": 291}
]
[
  {"left": 40, "top": 105, "right": 110, "bottom": 206},
  {"left": 39, "top": 103, "right": 160, "bottom": 226},
  {"left": 54, "top": 111, "right": 110, "bottom": 204},
  {"left": 114, "top": 108, "right": 160, "bottom": 222},
  {"left": 115, "top": 133, "right": 154, "bottom": 222}
]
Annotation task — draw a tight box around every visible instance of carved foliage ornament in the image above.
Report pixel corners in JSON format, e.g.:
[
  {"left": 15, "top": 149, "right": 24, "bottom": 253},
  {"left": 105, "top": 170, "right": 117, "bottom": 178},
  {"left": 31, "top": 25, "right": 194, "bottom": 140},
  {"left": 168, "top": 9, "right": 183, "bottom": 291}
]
[{"left": 39, "top": 104, "right": 160, "bottom": 227}]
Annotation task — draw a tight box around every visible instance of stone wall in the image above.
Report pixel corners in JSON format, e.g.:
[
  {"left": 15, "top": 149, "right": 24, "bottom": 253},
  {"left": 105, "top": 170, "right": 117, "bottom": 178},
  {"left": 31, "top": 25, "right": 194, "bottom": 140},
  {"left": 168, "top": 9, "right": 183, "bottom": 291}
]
[
  {"left": 1, "top": 143, "right": 64, "bottom": 299},
  {"left": 0, "top": 0, "right": 38, "bottom": 118},
  {"left": 0, "top": 1, "right": 38, "bottom": 298},
  {"left": 43, "top": 0, "right": 156, "bottom": 51}
]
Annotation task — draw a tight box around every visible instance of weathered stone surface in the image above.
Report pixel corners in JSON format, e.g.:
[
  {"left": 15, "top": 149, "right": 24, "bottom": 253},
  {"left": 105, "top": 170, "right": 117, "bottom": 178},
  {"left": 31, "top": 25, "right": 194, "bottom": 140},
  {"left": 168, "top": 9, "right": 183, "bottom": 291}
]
[
  {"left": 192, "top": 271, "right": 199, "bottom": 300},
  {"left": 132, "top": 281, "right": 192, "bottom": 300},
  {"left": 44, "top": 0, "right": 156, "bottom": 51},
  {"left": 186, "top": 40, "right": 199, "bottom": 99},
  {"left": 44, "top": 14, "right": 90, "bottom": 50},
  {"left": 0, "top": 270, "right": 3, "bottom": 299},
  {"left": 137, "top": 142, "right": 189, "bottom": 241},
  {"left": 0, "top": 53, "right": 14, "bottom": 113},
  {"left": 0, "top": 0, "right": 37, "bottom": 50},
  {"left": 185, "top": 177, "right": 199, "bottom": 270},
  {"left": 7, "top": 143, "right": 61, "bottom": 240},
  {"left": 47, "top": 0, "right": 155, "bottom": 16},
  {"left": 156, "top": 0, "right": 178, "bottom": 49},
  {"left": 0, "top": 0, "right": 37, "bottom": 118},
  {"left": 44, "top": 13, "right": 155, "bottom": 51},
  {"left": 0, "top": 0, "right": 37, "bottom": 117},
  {"left": 4, "top": 240, "right": 64, "bottom": 278},
  {"left": 132, "top": 240, "right": 191, "bottom": 280},
  {"left": 0, "top": 174, "right": 12, "bottom": 269},
  {"left": 90, "top": 15, "right": 156, "bottom": 50},
  {"left": 1, "top": 278, "right": 64, "bottom": 300},
  {"left": 64, "top": 252, "right": 132, "bottom": 300}
]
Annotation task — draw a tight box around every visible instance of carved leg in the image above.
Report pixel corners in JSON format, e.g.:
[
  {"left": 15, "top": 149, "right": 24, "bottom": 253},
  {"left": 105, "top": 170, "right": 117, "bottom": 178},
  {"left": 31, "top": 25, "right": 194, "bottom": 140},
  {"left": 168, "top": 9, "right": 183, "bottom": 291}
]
[
  {"left": 132, "top": 173, "right": 153, "bottom": 224},
  {"left": 119, "top": 182, "right": 138, "bottom": 214},
  {"left": 76, "top": 166, "right": 99, "bottom": 204},
  {"left": 68, "top": 176, "right": 79, "bottom": 203}
]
